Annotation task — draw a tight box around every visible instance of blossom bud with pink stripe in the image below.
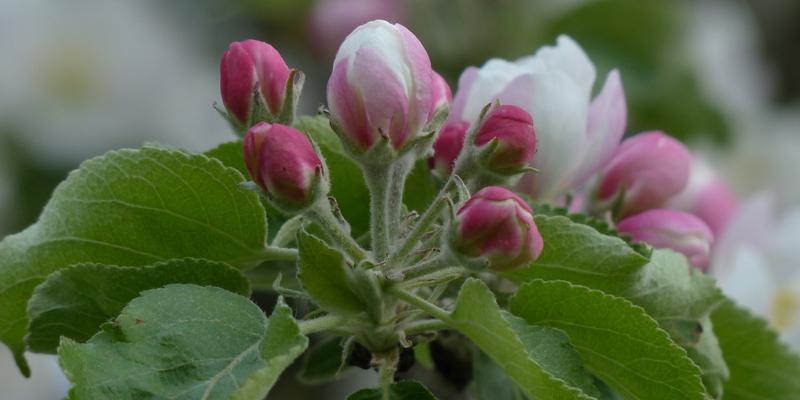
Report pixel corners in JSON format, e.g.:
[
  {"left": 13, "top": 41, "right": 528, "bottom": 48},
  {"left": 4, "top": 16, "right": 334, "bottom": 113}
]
[
  {"left": 243, "top": 122, "right": 324, "bottom": 208},
  {"left": 326, "top": 20, "right": 435, "bottom": 152},
  {"left": 220, "top": 40, "right": 291, "bottom": 126},
  {"left": 451, "top": 187, "right": 544, "bottom": 271},
  {"left": 617, "top": 208, "right": 714, "bottom": 270},
  {"left": 597, "top": 131, "right": 691, "bottom": 218}
]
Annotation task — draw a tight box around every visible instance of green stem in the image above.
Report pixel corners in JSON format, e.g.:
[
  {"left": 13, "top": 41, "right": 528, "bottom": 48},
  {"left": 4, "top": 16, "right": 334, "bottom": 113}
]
[
  {"left": 379, "top": 356, "right": 397, "bottom": 400},
  {"left": 271, "top": 215, "right": 305, "bottom": 247},
  {"left": 401, "top": 256, "right": 446, "bottom": 280},
  {"left": 363, "top": 167, "right": 392, "bottom": 259},
  {"left": 298, "top": 315, "right": 348, "bottom": 335},
  {"left": 232, "top": 246, "right": 298, "bottom": 268},
  {"left": 388, "top": 285, "right": 451, "bottom": 322},
  {"left": 387, "top": 160, "right": 412, "bottom": 241},
  {"left": 385, "top": 177, "right": 455, "bottom": 270},
  {"left": 306, "top": 202, "right": 369, "bottom": 262},
  {"left": 403, "top": 318, "right": 448, "bottom": 336}
]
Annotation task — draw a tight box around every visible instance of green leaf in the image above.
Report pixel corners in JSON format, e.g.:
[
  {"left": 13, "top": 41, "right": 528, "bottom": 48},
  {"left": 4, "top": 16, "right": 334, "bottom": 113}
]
[
  {"left": 297, "top": 116, "right": 370, "bottom": 237},
  {"left": 26, "top": 258, "right": 250, "bottom": 353},
  {"left": 204, "top": 140, "right": 288, "bottom": 240},
  {"left": 530, "top": 205, "right": 651, "bottom": 258},
  {"left": 297, "top": 336, "right": 349, "bottom": 384},
  {"left": 297, "top": 230, "right": 365, "bottom": 314},
  {"left": 504, "top": 215, "right": 650, "bottom": 295},
  {"left": 0, "top": 146, "right": 267, "bottom": 373},
  {"left": 711, "top": 300, "right": 800, "bottom": 399},
  {"left": 448, "top": 278, "right": 596, "bottom": 399},
  {"left": 471, "top": 350, "right": 526, "bottom": 400},
  {"left": 347, "top": 380, "right": 437, "bottom": 400},
  {"left": 684, "top": 318, "right": 728, "bottom": 400},
  {"left": 59, "top": 284, "right": 308, "bottom": 400},
  {"left": 204, "top": 140, "right": 247, "bottom": 176},
  {"left": 403, "top": 160, "right": 438, "bottom": 213},
  {"left": 509, "top": 280, "right": 705, "bottom": 400},
  {"left": 625, "top": 250, "right": 725, "bottom": 345}
]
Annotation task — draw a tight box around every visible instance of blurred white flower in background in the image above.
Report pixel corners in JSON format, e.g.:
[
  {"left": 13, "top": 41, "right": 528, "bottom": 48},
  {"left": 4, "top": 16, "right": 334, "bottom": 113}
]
[
  {"left": 686, "top": 0, "right": 800, "bottom": 349},
  {"left": 0, "top": 0, "right": 228, "bottom": 167},
  {"left": 712, "top": 195, "right": 800, "bottom": 349},
  {"left": 0, "top": 0, "right": 229, "bottom": 394}
]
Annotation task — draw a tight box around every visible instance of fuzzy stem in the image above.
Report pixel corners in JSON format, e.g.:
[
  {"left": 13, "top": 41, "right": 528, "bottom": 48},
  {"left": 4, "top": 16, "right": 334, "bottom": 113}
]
[
  {"left": 298, "top": 315, "right": 348, "bottom": 335},
  {"left": 388, "top": 285, "right": 451, "bottom": 322},
  {"left": 403, "top": 318, "right": 448, "bottom": 336},
  {"left": 364, "top": 167, "right": 392, "bottom": 259},
  {"left": 232, "top": 246, "right": 298, "bottom": 268},
  {"left": 271, "top": 215, "right": 305, "bottom": 247},
  {"left": 387, "top": 160, "right": 413, "bottom": 241},
  {"left": 306, "top": 202, "right": 368, "bottom": 262},
  {"left": 401, "top": 256, "right": 447, "bottom": 280},
  {"left": 385, "top": 177, "right": 455, "bottom": 270}
]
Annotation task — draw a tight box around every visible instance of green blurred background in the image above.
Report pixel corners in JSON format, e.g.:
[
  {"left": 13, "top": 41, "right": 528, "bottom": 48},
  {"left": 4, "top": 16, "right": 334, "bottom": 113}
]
[{"left": 1, "top": 0, "right": 798, "bottom": 398}]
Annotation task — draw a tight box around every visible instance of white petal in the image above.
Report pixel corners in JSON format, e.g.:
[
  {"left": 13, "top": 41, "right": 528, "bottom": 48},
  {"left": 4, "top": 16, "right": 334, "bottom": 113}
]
[
  {"left": 711, "top": 192, "right": 775, "bottom": 275},
  {"left": 714, "top": 245, "right": 775, "bottom": 318},
  {"left": 505, "top": 70, "right": 589, "bottom": 200},
  {"left": 572, "top": 69, "right": 626, "bottom": 187},
  {"left": 518, "top": 35, "right": 596, "bottom": 98},
  {"left": 457, "top": 58, "right": 527, "bottom": 123},
  {"left": 766, "top": 208, "right": 800, "bottom": 280}
]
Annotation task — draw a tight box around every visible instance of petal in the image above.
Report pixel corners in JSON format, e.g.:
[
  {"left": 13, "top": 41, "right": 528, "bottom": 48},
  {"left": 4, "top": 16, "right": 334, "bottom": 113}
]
[
  {"left": 519, "top": 35, "right": 596, "bottom": 98},
  {"left": 572, "top": 69, "right": 627, "bottom": 187},
  {"left": 397, "top": 23, "right": 434, "bottom": 134},
  {"left": 327, "top": 57, "right": 372, "bottom": 149},
  {"left": 349, "top": 46, "right": 410, "bottom": 148},
  {"left": 713, "top": 245, "right": 775, "bottom": 318},
  {"left": 457, "top": 59, "right": 527, "bottom": 123},
  {"left": 449, "top": 66, "right": 479, "bottom": 122},
  {"left": 511, "top": 71, "right": 590, "bottom": 201}
]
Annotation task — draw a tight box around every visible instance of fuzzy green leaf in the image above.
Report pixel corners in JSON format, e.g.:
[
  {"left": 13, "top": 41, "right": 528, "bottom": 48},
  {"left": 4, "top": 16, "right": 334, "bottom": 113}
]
[
  {"left": 297, "top": 336, "right": 350, "bottom": 385},
  {"left": 504, "top": 215, "right": 649, "bottom": 295},
  {"left": 59, "top": 284, "right": 308, "bottom": 400},
  {"left": 26, "top": 258, "right": 250, "bottom": 353},
  {"left": 711, "top": 300, "right": 800, "bottom": 399},
  {"left": 448, "top": 279, "right": 597, "bottom": 399},
  {"left": 684, "top": 317, "right": 728, "bottom": 400},
  {"left": 297, "top": 231, "right": 365, "bottom": 315},
  {"left": 471, "top": 350, "right": 526, "bottom": 400},
  {"left": 0, "top": 146, "right": 267, "bottom": 373},
  {"left": 510, "top": 280, "right": 706, "bottom": 400},
  {"left": 347, "top": 380, "right": 437, "bottom": 400},
  {"left": 204, "top": 140, "right": 248, "bottom": 177},
  {"left": 625, "top": 250, "right": 725, "bottom": 345}
]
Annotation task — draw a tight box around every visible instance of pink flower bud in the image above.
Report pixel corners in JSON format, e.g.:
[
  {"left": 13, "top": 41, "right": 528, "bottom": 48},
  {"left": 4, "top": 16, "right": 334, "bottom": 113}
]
[
  {"left": 220, "top": 40, "right": 291, "bottom": 125},
  {"left": 326, "top": 20, "right": 435, "bottom": 151},
  {"left": 243, "top": 122, "right": 323, "bottom": 205},
  {"left": 430, "top": 71, "right": 452, "bottom": 117},
  {"left": 475, "top": 105, "right": 536, "bottom": 174},
  {"left": 668, "top": 158, "right": 738, "bottom": 236},
  {"left": 598, "top": 131, "right": 691, "bottom": 218},
  {"left": 429, "top": 121, "right": 469, "bottom": 178},
  {"left": 617, "top": 209, "right": 714, "bottom": 270},
  {"left": 452, "top": 187, "right": 544, "bottom": 271}
]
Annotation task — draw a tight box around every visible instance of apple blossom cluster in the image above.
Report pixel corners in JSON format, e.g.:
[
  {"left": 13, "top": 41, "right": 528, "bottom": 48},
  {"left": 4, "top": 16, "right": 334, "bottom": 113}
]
[{"left": 218, "top": 20, "right": 740, "bottom": 275}]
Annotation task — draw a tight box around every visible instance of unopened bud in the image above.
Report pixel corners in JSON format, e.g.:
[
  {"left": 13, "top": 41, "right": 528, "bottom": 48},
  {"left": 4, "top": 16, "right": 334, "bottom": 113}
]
[
  {"left": 450, "top": 187, "right": 543, "bottom": 271},
  {"left": 617, "top": 208, "right": 714, "bottom": 270},
  {"left": 243, "top": 122, "right": 325, "bottom": 209}
]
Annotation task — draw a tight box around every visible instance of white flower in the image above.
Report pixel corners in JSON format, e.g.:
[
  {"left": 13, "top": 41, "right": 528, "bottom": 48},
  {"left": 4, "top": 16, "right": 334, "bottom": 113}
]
[
  {"left": 712, "top": 194, "right": 800, "bottom": 349},
  {"left": 450, "top": 36, "right": 627, "bottom": 201}
]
